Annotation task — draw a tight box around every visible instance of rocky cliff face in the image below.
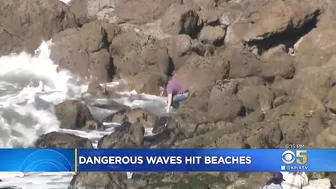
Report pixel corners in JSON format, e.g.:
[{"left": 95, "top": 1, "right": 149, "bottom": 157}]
[
  {"left": 5, "top": 0, "right": 336, "bottom": 188},
  {"left": 0, "top": 0, "right": 78, "bottom": 55}
]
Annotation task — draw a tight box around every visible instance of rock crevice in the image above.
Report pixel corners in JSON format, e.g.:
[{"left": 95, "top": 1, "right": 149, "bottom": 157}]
[{"left": 245, "top": 10, "right": 321, "bottom": 55}]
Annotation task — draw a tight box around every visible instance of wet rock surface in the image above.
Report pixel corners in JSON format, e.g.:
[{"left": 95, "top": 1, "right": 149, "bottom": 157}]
[{"left": 55, "top": 100, "right": 94, "bottom": 130}]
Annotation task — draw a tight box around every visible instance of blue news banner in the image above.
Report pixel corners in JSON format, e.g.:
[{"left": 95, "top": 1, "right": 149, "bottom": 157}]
[{"left": 0, "top": 149, "right": 334, "bottom": 172}]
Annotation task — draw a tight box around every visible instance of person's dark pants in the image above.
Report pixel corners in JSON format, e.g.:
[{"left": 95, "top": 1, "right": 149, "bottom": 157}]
[{"left": 171, "top": 91, "right": 189, "bottom": 109}]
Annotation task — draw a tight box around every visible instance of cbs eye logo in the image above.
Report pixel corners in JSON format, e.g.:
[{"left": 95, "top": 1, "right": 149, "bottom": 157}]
[{"left": 282, "top": 150, "right": 308, "bottom": 165}]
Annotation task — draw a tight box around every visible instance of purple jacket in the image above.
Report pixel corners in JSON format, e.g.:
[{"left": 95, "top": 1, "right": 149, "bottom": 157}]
[{"left": 166, "top": 80, "right": 187, "bottom": 96}]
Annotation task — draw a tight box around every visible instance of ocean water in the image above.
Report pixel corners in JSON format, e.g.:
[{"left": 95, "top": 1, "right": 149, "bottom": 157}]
[{"left": 0, "top": 8, "right": 167, "bottom": 188}]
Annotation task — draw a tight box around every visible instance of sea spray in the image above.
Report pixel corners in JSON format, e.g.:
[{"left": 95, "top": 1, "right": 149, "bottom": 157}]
[
  {"left": 0, "top": 40, "right": 87, "bottom": 148},
  {"left": 0, "top": 27, "right": 165, "bottom": 189}
]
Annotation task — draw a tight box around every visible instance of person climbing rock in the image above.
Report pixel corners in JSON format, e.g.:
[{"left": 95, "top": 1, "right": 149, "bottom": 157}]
[
  {"left": 281, "top": 172, "right": 309, "bottom": 189},
  {"left": 262, "top": 172, "right": 285, "bottom": 189},
  {"left": 158, "top": 77, "right": 189, "bottom": 112}
]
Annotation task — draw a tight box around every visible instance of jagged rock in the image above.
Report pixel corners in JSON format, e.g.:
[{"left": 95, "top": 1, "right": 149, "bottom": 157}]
[
  {"left": 207, "top": 81, "right": 244, "bottom": 122},
  {"left": 35, "top": 132, "right": 93, "bottom": 148},
  {"left": 237, "top": 86, "right": 275, "bottom": 113},
  {"left": 235, "top": 110, "right": 265, "bottom": 125},
  {"left": 124, "top": 73, "right": 167, "bottom": 95},
  {"left": 102, "top": 108, "right": 160, "bottom": 128},
  {"left": 164, "top": 34, "right": 192, "bottom": 62},
  {"left": 272, "top": 96, "right": 289, "bottom": 108},
  {"left": 243, "top": 0, "right": 321, "bottom": 41},
  {"left": 173, "top": 53, "right": 230, "bottom": 92},
  {"left": 50, "top": 22, "right": 115, "bottom": 83},
  {"left": 96, "top": 173, "right": 141, "bottom": 188},
  {"left": 55, "top": 100, "right": 94, "bottom": 130},
  {"left": 218, "top": 47, "right": 294, "bottom": 79},
  {"left": 198, "top": 9, "right": 222, "bottom": 26},
  {"left": 70, "top": 172, "right": 145, "bottom": 189},
  {"left": 243, "top": 121, "right": 282, "bottom": 148},
  {"left": 101, "top": 22, "right": 121, "bottom": 43},
  {"left": 294, "top": 1, "right": 336, "bottom": 68},
  {"left": 69, "top": 0, "right": 92, "bottom": 25},
  {"left": 69, "top": 0, "right": 119, "bottom": 25},
  {"left": 70, "top": 172, "right": 116, "bottom": 189},
  {"left": 227, "top": 173, "right": 270, "bottom": 189},
  {"left": 276, "top": 55, "right": 336, "bottom": 116},
  {"left": 295, "top": 27, "right": 336, "bottom": 69},
  {"left": 132, "top": 173, "right": 227, "bottom": 189},
  {"left": 207, "top": 132, "right": 245, "bottom": 148},
  {"left": 261, "top": 44, "right": 287, "bottom": 61},
  {"left": 113, "top": 42, "right": 170, "bottom": 79},
  {"left": 219, "top": 13, "right": 231, "bottom": 27},
  {"left": 104, "top": 181, "right": 127, "bottom": 189},
  {"left": 0, "top": 0, "right": 77, "bottom": 55},
  {"left": 114, "top": 0, "right": 181, "bottom": 24},
  {"left": 224, "top": 0, "right": 322, "bottom": 47},
  {"left": 264, "top": 102, "right": 314, "bottom": 146},
  {"left": 216, "top": 0, "right": 232, "bottom": 7},
  {"left": 110, "top": 31, "right": 149, "bottom": 57},
  {"left": 262, "top": 51, "right": 296, "bottom": 79},
  {"left": 174, "top": 86, "right": 212, "bottom": 125},
  {"left": 161, "top": 4, "right": 200, "bottom": 38},
  {"left": 182, "top": 120, "right": 280, "bottom": 150},
  {"left": 173, "top": 122, "right": 242, "bottom": 148},
  {"left": 152, "top": 117, "right": 173, "bottom": 134},
  {"left": 199, "top": 25, "right": 226, "bottom": 45},
  {"left": 145, "top": 118, "right": 183, "bottom": 148},
  {"left": 218, "top": 47, "right": 263, "bottom": 78},
  {"left": 184, "top": 0, "right": 217, "bottom": 10},
  {"left": 98, "top": 121, "right": 145, "bottom": 148},
  {"left": 111, "top": 36, "right": 171, "bottom": 92},
  {"left": 190, "top": 40, "right": 216, "bottom": 56}
]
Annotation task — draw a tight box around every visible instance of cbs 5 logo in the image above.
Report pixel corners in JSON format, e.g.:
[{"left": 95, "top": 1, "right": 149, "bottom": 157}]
[{"left": 282, "top": 150, "right": 308, "bottom": 165}]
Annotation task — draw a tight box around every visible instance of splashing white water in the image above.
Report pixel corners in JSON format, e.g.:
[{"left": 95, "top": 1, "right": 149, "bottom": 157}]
[
  {"left": 0, "top": 40, "right": 87, "bottom": 148},
  {"left": 0, "top": 38, "right": 166, "bottom": 188},
  {"left": 0, "top": 0, "right": 167, "bottom": 184},
  {"left": 60, "top": 0, "right": 72, "bottom": 4}
]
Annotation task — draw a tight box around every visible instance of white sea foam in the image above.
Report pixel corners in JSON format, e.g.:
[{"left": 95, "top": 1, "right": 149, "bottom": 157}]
[
  {"left": 60, "top": 0, "right": 72, "bottom": 4},
  {"left": 0, "top": 0, "right": 166, "bottom": 186},
  {"left": 0, "top": 40, "right": 87, "bottom": 148},
  {"left": 0, "top": 37, "right": 165, "bottom": 188},
  {"left": 0, "top": 40, "right": 87, "bottom": 188}
]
